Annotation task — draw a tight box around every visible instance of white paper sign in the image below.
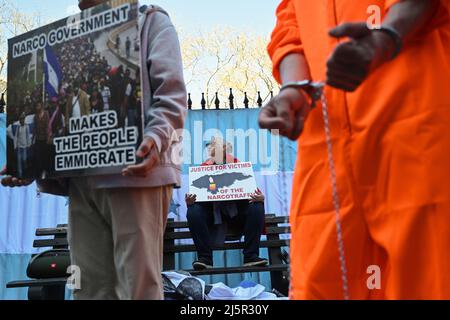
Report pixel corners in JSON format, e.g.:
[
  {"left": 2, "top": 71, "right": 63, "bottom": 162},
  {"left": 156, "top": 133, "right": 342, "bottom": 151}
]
[{"left": 188, "top": 162, "right": 257, "bottom": 202}]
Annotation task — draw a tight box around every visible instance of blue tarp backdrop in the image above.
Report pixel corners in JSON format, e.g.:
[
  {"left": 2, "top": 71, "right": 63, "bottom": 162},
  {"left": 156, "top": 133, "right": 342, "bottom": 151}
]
[{"left": 0, "top": 110, "right": 295, "bottom": 300}]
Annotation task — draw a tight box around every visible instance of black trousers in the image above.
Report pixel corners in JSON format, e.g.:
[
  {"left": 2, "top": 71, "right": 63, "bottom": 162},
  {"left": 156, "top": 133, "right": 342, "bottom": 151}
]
[
  {"left": 34, "top": 140, "right": 49, "bottom": 178},
  {"left": 187, "top": 201, "right": 265, "bottom": 261}
]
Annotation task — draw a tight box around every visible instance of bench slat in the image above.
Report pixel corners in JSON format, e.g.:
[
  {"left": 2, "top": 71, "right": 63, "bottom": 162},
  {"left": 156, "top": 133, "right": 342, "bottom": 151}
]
[
  {"left": 166, "top": 216, "right": 288, "bottom": 229},
  {"left": 185, "top": 264, "right": 289, "bottom": 276},
  {"left": 164, "top": 239, "right": 290, "bottom": 253},
  {"left": 36, "top": 228, "right": 68, "bottom": 236},
  {"left": 164, "top": 226, "right": 290, "bottom": 240},
  {"left": 6, "top": 278, "right": 68, "bottom": 288},
  {"left": 33, "top": 239, "right": 69, "bottom": 248}
]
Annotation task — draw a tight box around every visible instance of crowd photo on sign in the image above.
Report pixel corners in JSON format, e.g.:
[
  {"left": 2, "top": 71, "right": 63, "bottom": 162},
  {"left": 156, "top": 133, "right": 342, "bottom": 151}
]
[{"left": 6, "top": 6, "right": 141, "bottom": 179}]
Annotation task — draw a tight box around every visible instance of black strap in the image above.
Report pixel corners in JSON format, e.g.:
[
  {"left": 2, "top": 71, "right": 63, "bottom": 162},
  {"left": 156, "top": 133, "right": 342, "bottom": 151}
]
[
  {"left": 373, "top": 26, "right": 403, "bottom": 60},
  {"left": 71, "top": 94, "right": 80, "bottom": 110}
]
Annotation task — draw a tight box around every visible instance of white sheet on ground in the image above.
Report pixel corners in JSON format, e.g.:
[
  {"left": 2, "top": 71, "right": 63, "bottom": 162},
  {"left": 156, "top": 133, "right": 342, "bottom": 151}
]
[{"left": 206, "top": 282, "right": 278, "bottom": 300}]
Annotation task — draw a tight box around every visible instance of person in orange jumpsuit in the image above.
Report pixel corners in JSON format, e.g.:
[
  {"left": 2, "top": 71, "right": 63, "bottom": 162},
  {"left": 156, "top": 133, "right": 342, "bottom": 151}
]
[{"left": 259, "top": 0, "right": 450, "bottom": 299}]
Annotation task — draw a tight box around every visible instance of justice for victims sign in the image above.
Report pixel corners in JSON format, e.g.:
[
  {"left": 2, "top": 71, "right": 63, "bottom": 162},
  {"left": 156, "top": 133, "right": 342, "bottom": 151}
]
[{"left": 188, "top": 162, "right": 258, "bottom": 202}]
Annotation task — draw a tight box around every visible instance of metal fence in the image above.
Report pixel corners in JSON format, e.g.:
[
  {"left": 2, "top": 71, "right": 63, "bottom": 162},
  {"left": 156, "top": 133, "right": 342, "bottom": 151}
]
[
  {"left": 0, "top": 89, "right": 276, "bottom": 113},
  {"left": 188, "top": 89, "right": 274, "bottom": 110}
]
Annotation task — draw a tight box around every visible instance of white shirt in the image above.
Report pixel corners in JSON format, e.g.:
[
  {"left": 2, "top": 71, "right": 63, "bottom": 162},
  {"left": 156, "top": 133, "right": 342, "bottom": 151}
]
[
  {"left": 125, "top": 83, "right": 132, "bottom": 97},
  {"left": 101, "top": 87, "right": 111, "bottom": 110},
  {"left": 17, "top": 125, "right": 30, "bottom": 148},
  {"left": 72, "top": 96, "right": 81, "bottom": 118}
]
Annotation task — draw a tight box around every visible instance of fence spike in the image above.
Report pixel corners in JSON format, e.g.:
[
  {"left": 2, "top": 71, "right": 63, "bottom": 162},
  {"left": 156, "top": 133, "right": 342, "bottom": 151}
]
[
  {"left": 257, "top": 91, "right": 263, "bottom": 107},
  {"left": 201, "top": 93, "right": 206, "bottom": 110},
  {"left": 244, "top": 92, "right": 249, "bottom": 109},
  {"left": 215, "top": 92, "right": 220, "bottom": 110},
  {"left": 0, "top": 93, "right": 5, "bottom": 114},
  {"left": 187, "top": 93, "right": 192, "bottom": 110},
  {"left": 229, "top": 88, "right": 234, "bottom": 110}
]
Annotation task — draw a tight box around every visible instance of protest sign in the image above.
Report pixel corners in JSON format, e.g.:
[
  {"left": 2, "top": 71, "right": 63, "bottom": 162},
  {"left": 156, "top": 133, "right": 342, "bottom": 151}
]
[
  {"left": 6, "top": 0, "right": 143, "bottom": 179},
  {"left": 188, "top": 162, "right": 258, "bottom": 202}
]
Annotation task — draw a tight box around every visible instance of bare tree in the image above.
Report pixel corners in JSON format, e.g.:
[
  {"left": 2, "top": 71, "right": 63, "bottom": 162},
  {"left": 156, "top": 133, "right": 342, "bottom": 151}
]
[
  {"left": 0, "top": 0, "right": 41, "bottom": 96},
  {"left": 179, "top": 27, "right": 279, "bottom": 109}
]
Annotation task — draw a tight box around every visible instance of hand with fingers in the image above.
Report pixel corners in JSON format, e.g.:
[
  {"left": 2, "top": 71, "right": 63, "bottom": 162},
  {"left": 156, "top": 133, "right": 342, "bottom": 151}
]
[
  {"left": 249, "top": 188, "right": 265, "bottom": 203},
  {"left": 258, "top": 87, "right": 311, "bottom": 141},
  {"left": 185, "top": 193, "right": 197, "bottom": 206},
  {"left": 122, "top": 137, "right": 160, "bottom": 177},
  {"left": 1, "top": 167, "right": 34, "bottom": 188},
  {"left": 327, "top": 22, "right": 398, "bottom": 92}
]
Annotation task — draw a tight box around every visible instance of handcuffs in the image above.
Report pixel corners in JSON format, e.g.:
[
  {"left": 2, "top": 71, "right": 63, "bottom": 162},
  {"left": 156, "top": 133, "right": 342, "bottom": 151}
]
[
  {"left": 279, "top": 80, "right": 325, "bottom": 109},
  {"left": 279, "top": 25, "right": 402, "bottom": 108}
]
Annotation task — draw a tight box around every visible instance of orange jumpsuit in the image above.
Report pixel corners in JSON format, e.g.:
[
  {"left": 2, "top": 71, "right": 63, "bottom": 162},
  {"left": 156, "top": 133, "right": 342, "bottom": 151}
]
[{"left": 268, "top": 0, "right": 450, "bottom": 299}]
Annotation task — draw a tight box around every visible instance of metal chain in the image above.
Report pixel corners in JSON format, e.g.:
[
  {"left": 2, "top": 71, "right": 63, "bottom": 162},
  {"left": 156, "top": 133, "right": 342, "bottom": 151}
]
[
  {"left": 280, "top": 137, "right": 291, "bottom": 288},
  {"left": 320, "top": 90, "right": 350, "bottom": 300},
  {"left": 280, "top": 139, "right": 289, "bottom": 218},
  {"left": 275, "top": 81, "right": 349, "bottom": 298}
]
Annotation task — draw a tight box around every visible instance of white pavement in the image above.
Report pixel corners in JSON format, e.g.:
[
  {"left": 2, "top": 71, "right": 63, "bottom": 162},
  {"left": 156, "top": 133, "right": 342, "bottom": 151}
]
[
  {"left": 115, "top": 25, "right": 140, "bottom": 66},
  {"left": 93, "top": 25, "right": 139, "bottom": 78}
]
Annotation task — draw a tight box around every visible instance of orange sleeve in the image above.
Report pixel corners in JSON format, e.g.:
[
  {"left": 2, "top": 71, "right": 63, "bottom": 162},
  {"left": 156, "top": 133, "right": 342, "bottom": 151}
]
[
  {"left": 267, "top": 0, "right": 304, "bottom": 84},
  {"left": 385, "top": 0, "right": 449, "bottom": 34}
]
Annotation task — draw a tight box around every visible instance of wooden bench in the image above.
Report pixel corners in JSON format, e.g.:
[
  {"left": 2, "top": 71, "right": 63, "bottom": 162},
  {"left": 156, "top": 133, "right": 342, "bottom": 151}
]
[
  {"left": 7, "top": 215, "right": 291, "bottom": 299},
  {"left": 163, "top": 214, "right": 291, "bottom": 296}
]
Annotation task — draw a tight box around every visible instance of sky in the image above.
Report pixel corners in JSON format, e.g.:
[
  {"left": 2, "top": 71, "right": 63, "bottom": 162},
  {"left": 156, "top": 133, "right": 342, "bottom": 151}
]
[{"left": 13, "top": 0, "right": 280, "bottom": 36}]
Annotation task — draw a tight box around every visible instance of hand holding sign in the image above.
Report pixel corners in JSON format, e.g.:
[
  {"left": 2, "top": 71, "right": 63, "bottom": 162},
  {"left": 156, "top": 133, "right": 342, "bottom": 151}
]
[
  {"left": 249, "top": 188, "right": 265, "bottom": 203},
  {"left": 122, "top": 137, "right": 160, "bottom": 177},
  {"left": 1, "top": 167, "right": 34, "bottom": 188},
  {"left": 185, "top": 193, "right": 197, "bottom": 206}
]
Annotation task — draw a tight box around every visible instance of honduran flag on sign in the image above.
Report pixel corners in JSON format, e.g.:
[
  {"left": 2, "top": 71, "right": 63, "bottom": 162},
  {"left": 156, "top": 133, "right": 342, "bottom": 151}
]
[{"left": 43, "top": 46, "right": 62, "bottom": 99}]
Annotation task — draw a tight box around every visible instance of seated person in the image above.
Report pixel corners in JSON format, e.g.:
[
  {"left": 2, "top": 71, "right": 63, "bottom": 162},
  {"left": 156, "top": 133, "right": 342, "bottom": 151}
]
[{"left": 186, "top": 137, "right": 268, "bottom": 270}]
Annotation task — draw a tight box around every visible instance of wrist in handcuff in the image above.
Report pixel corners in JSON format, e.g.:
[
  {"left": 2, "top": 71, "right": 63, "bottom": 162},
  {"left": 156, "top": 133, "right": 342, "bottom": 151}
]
[
  {"left": 280, "top": 81, "right": 324, "bottom": 109},
  {"left": 280, "top": 81, "right": 310, "bottom": 94}
]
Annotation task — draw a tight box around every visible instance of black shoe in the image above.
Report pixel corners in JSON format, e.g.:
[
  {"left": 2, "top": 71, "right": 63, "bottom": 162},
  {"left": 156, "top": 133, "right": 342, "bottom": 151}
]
[
  {"left": 192, "top": 258, "right": 213, "bottom": 270},
  {"left": 243, "top": 257, "right": 269, "bottom": 267}
]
